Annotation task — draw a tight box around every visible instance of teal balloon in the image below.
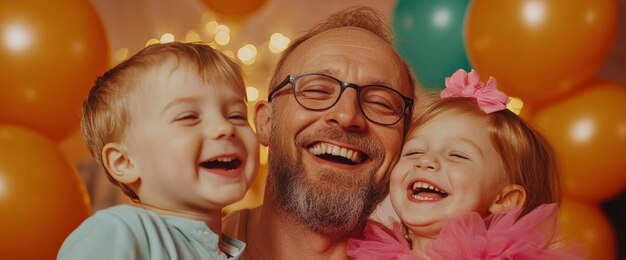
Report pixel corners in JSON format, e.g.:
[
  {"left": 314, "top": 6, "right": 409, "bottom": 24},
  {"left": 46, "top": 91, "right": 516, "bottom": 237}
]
[{"left": 393, "top": 0, "right": 471, "bottom": 90}]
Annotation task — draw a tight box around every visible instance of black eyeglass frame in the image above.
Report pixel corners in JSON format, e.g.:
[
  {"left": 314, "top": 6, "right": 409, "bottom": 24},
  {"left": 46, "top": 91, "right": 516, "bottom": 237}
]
[{"left": 268, "top": 73, "right": 414, "bottom": 126}]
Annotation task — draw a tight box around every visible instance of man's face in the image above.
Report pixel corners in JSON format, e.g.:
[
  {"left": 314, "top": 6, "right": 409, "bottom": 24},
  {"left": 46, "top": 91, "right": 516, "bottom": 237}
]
[{"left": 257, "top": 27, "right": 411, "bottom": 233}]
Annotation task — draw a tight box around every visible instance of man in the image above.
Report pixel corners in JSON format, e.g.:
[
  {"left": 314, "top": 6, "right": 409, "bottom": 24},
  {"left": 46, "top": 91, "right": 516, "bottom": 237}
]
[{"left": 223, "top": 7, "right": 417, "bottom": 259}]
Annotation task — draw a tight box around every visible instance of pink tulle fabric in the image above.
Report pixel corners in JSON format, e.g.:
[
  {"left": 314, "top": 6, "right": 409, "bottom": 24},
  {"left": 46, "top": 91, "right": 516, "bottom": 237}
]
[
  {"left": 347, "top": 221, "right": 420, "bottom": 260},
  {"left": 347, "top": 204, "right": 585, "bottom": 260}
]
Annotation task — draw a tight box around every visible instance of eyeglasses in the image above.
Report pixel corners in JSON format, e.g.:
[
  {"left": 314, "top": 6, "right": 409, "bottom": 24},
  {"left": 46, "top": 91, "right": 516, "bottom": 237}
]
[{"left": 268, "top": 73, "right": 414, "bottom": 125}]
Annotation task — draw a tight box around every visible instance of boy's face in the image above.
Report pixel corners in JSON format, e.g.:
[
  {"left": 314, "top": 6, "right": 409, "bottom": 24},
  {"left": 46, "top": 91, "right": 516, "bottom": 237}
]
[
  {"left": 389, "top": 111, "right": 506, "bottom": 237},
  {"left": 121, "top": 60, "right": 259, "bottom": 213}
]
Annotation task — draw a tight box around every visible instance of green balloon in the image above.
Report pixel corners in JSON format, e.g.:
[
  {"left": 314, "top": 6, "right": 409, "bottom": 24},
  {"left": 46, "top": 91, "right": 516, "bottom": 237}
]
[{"left": 393, "top": 0, "right": 471, "bottom": 90}]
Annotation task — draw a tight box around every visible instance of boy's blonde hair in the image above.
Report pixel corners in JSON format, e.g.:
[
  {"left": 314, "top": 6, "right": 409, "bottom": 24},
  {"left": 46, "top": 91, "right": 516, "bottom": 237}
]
[
  {"left": 81, "top": 42, "right": 246, "bottom": 201},
  {"left": 409, "top": 95, "right": 561, "bottom": 217}
]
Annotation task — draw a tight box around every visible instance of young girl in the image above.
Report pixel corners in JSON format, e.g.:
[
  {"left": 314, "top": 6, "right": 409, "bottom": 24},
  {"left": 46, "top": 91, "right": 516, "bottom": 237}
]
[{"left": 348, "top": 69, "right": 584, "bottom": 259}]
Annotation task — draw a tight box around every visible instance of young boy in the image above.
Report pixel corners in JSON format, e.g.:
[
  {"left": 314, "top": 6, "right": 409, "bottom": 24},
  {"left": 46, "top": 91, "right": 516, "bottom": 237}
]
[{"left": 58, "top": 42, "right": 259, "bottom": 259}]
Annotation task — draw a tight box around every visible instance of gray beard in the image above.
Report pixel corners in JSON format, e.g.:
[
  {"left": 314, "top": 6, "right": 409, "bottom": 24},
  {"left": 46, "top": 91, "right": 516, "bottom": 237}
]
[{"left": 267, "top": 122, "right": 388, "bottom": 234}]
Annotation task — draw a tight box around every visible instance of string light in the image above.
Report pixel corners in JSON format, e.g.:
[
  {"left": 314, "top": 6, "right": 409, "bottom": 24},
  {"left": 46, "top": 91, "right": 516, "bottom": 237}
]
[
  {"left": 237, "top": 44, "right": 257, "bottom": 63},
  {"left": 114, "top": 48, "right": 129, "bottom": 62},
  {"left": 185, "top": 29, "right": 201, "bottom": 42},
  {"left": 269, "top": 33, "right": 290, "bottom": 53},
  {"left": 204, "top": 21, "right": 218, "bottom": 38},
  {"left": 214, "top": 24, "right": 231, "bottom": 45},
  {"left": 215, "top": 32, "right": 230, "bottom": 45},
  {"left": 160, "top": 33, "right": 175, "bottom": 43},
  {"left": 145, "top": 38, "right": 159, "bottom": 46},
  {"left": 246, "top": 86, "right": 259, "bottom": 101}
]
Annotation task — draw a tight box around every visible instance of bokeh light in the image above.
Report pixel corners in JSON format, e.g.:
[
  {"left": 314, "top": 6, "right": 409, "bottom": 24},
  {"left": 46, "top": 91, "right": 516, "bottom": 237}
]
[
  {"left": 160, "top": 33, "right": 175, "bottom": 43},
  {"left": 269, "top": 32, "right": 290, "bottom": 53},
  {"left": 246, "top": 86, "right": 259, "bottom": 101},
  {"left": 114, "top": 48, "right": 129, "bottom": 62}
]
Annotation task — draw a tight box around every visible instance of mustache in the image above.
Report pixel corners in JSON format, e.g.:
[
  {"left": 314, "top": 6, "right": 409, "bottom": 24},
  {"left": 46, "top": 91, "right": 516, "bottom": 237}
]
[{"left": 295, "top": 126, "right": 384, "bottom": 160}]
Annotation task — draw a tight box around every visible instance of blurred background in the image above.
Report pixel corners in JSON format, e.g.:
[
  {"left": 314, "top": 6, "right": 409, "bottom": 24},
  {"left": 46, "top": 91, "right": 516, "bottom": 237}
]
[{"left": 0, "top": 0, "right": 624, "bottom": 259}]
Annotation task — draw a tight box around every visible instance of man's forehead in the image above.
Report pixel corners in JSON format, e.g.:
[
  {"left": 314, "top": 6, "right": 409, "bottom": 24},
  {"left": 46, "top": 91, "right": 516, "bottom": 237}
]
[{"left": 282, "top": 28, "right": 410, "bottom": 94}]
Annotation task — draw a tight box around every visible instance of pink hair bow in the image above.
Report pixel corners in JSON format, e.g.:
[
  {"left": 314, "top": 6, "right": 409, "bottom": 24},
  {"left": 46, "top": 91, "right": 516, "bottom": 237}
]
[{"left": 441, "top": 69, "right": 510, "bottom": 114}]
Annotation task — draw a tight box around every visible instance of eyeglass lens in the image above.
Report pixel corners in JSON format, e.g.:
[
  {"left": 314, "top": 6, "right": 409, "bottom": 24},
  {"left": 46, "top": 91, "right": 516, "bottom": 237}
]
[{"left": 293, "top": 74, "right": 406, "bottom": 125}]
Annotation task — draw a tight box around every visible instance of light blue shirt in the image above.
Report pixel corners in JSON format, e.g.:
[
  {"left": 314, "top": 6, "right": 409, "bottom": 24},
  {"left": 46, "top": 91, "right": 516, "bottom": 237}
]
[{"left": 58, "top": 205, "right": 245, "bottom": 260}]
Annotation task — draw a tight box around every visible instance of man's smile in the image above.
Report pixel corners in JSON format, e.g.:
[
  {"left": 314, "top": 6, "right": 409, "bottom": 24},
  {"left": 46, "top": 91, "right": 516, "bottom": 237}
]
[{"left": 307, "top": 142, "right": 368, "bottom": 165}]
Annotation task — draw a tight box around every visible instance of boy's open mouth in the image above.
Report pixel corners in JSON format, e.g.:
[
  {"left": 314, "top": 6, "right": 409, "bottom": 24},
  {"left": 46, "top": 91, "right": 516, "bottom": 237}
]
[{"left": 200, "top": 156, "right": 242, "bottom": 170}]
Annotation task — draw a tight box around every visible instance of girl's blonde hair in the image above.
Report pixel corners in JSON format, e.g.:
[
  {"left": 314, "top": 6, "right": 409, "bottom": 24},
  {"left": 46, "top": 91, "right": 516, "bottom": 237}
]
[{"left": 81, "top": 42, "right": 245, "bottom": 201}]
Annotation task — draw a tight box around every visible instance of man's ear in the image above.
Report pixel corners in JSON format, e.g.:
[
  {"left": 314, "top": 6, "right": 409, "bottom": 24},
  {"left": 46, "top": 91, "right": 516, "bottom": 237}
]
[
  {"left": 489, "top": 184, "right": 527, "bottom": 214},
  {"left": 255, "top": 101, "right": 271, "bottom": 146},
  {"left": 102, "top": 143, "right": 139, "bottom": 184}
]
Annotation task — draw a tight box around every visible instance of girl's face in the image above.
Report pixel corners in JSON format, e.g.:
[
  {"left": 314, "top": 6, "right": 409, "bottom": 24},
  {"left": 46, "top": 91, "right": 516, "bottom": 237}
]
[{"left": 389, "top": 111, "right": 507, "bottom": 237}]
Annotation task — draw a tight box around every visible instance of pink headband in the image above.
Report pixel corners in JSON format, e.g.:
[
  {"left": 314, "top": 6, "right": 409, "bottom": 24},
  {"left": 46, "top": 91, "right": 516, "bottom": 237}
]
[{"left": 441, "top": 69, "right": 510, "bottom": 114}]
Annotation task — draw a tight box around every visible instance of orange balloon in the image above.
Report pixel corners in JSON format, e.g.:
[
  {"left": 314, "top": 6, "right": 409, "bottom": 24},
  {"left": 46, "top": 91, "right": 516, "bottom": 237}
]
[
  {"left": 558, "top": 199, "right": 616, "bottom": 260},
  {"left": 531, "top": 80, "right": 626, "bottom": 202},
  {"left": 465, "top": 0, "right": 617, "bottom": 104},
  {"left": 200, "top": 0, "right": 267, "bottom": 20},
  {"left": 0, "top": 124, "right": 91, "bottom": 259},
  {"left": 0, "top": 0, "right": 109, "bottom": 141}
]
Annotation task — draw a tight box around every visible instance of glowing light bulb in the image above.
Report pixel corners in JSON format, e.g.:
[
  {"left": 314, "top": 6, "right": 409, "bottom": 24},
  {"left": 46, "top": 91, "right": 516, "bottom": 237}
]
[
  {"left": 269, "top": 33, "right": 290, "bottom": 53},
  {"left": 160, "top": 33, "right": 175, "bottom": 43},
  {"left": 185, "top": 30, "right": 201, "bottom": 42},
  {"left": 215, "top": 31, "right": 230, "bottom": 45},
  {"left": 114, "top": 48, "right": 129, "bottom": 62},
  {"left": 246, "top": 86, "right": 259, "bottom": 101},
  {"left": 204, "top": 21, "right": 218, "bottom": 37},
  {"left": 238, "top": 44, "right": 257, "bottom": 62},
  {"left": 215, "top": 24, "right": 230, "bottom": 34},
  {"left": 145, "top": 38, "right": 160, "bottom": 46}
]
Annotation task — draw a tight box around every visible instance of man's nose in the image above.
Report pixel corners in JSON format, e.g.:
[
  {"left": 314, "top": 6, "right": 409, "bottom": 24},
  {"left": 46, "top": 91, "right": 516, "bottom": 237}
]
[{"left": 323, "top": 88, "right": 367, "bottom": 131}]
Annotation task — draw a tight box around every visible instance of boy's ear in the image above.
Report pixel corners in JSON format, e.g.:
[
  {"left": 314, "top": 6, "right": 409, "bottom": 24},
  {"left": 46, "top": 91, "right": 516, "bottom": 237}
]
[
  {"left": 102, "top": 143, "right": 139, "bottom": 184},
  {"left": 255, "top": 101, "right": 271, "bottom": 146},
  {"left": 489, "top": 184, "right": 527, "bottom": 214}
]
